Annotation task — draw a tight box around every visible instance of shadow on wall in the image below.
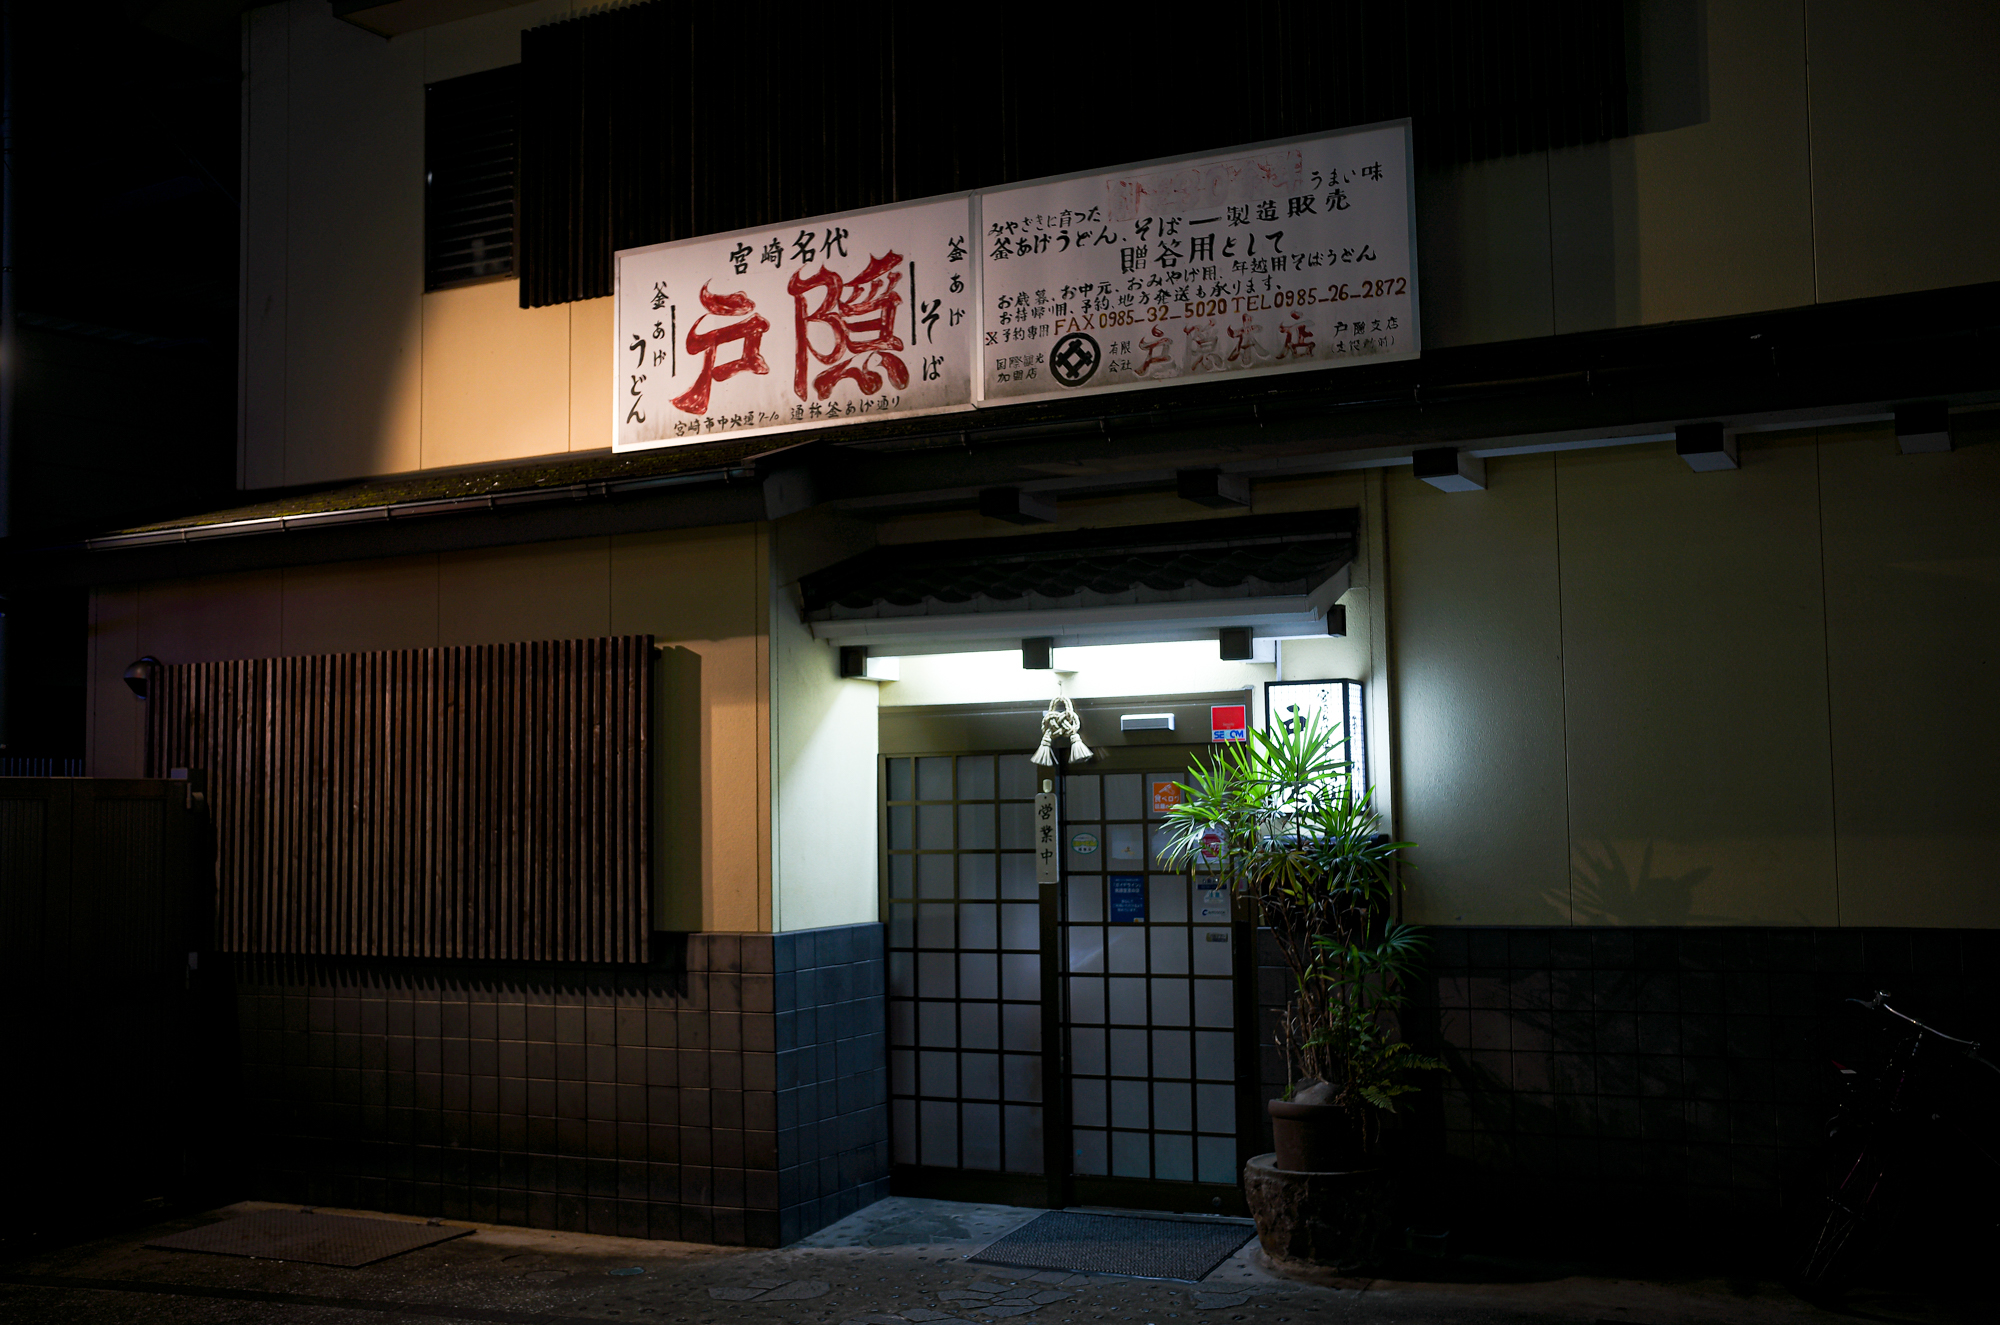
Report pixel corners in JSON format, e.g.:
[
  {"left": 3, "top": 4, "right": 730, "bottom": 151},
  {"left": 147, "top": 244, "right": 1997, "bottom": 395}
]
[
  {"left": 656, "top": 646, "right": 704, "bottom": 932},
  {"left": 1554, "top": 839, "right": 1717, "bottom": 925}
]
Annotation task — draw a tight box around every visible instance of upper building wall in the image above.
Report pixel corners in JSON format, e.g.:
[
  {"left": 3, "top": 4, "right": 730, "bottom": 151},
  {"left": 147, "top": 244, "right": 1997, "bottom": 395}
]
[{"left": 240, "top": 0, "right": 2000, "bottom": 487}]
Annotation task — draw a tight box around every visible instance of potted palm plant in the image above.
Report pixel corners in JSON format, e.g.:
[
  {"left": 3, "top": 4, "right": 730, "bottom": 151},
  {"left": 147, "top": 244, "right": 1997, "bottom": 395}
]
[{"left": 1160, "top": 710, "right": 1438, "bottom": 1268}]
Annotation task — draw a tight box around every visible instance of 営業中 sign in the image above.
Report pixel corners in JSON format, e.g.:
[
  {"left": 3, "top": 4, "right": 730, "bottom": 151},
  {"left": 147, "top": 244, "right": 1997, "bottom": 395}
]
[{"left": 1034, "top": 787, "right": 1059, "bottom": 883}]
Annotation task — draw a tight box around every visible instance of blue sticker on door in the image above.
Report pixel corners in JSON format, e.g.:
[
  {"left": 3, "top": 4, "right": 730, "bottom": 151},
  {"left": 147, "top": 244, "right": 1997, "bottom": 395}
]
[{"left": 1108, "top": 874, "right": 1146, "bottom": 923}]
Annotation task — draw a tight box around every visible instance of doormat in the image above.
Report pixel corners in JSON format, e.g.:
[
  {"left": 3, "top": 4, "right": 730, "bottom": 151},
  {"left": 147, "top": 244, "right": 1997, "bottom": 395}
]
[
  {"left": 146, "top": 1209, "right": 470, "bottom": 1267},
  {"left": 967, "top": 1211, "right": 1253, "bottom": 1282}
]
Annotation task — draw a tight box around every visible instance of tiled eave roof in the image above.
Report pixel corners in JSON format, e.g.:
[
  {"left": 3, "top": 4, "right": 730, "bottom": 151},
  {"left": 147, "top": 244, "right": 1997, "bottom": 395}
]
[{"left": 801, "top": 510, "right": 1357, "bottom": 620}]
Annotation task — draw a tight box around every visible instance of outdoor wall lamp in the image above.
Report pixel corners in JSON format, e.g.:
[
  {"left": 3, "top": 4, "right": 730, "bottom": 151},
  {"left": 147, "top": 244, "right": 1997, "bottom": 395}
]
[
  {"left": 123, "top": 656, "right": 161, "bottom": 699},
  {"left": 1676, "top": 422, "right": 1738, "bottom": 472},
  {"left": 1412, "top": 446, "right": 1487, "bottom": 491},
  {"left": 837, "top": 646, "right": 897, "bottom": 681},
  {"left": 1895, "top": 403, "right": 1952, "bottom": 454}
]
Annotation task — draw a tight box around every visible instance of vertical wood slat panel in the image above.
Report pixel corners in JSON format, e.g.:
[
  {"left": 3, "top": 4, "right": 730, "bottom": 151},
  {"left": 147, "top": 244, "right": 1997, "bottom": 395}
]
[{"left": 145, "top": 636, "right": 653, "bottom": 963}]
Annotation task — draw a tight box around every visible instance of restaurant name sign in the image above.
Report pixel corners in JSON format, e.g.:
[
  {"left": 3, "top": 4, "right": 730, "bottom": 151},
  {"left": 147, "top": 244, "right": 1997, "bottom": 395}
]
[{"left": 614, "top": 121, "right": 1415, "bottom": 452}]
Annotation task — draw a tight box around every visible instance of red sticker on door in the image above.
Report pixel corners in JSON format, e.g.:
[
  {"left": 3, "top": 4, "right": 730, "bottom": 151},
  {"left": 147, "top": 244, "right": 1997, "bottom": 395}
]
[{"left": 1211, "top": 705, "right": 1247, "bottom": 742}]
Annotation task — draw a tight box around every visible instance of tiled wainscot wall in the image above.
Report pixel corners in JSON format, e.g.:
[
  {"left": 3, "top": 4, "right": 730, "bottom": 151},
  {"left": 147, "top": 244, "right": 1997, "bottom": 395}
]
[{"left": 232, "top": 923, "right": 888, "bottom": 1247}]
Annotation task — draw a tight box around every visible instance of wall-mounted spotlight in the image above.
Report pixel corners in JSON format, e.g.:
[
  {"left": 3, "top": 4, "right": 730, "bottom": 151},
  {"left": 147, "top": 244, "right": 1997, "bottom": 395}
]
[
  {"left": 979, "top": 487, "right": 1057, "bottom": 524},
  {"left": 1412, "top": 447, "right": 1487, "bottom": 492},
  {"left": 838, "top": 646, "right": 898, "bottom": 681},
  {"left": 1895, "top": 403, "right": 1951, "bottom": 454},
  {"left": 1676, "top": 422, "right": 1738, "bottom": 472},
  {"left": 1219, "top": 627, "right": 1253, "bottom": 661},
  {"left": 1176, "top": 468, "right": 1251, "bottom": 508},
  {"left": 1021, "top": 637, "right": 1055, "bottom": 670},
  {"left": 123, "top": 656, "right": 162, "bottom": 700}
]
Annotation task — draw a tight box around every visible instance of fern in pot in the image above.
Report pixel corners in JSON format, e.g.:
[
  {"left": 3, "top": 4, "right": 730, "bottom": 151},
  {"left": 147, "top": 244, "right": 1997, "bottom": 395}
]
[{"left": 1161, "top": 710, "right": 1439, "bottom": 1174}]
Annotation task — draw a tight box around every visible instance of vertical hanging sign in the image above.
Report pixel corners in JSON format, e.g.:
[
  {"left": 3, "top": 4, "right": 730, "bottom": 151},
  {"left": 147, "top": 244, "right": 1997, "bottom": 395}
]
[{"left": 1034, "top": 784, "right": 1060, "bottom": 884}]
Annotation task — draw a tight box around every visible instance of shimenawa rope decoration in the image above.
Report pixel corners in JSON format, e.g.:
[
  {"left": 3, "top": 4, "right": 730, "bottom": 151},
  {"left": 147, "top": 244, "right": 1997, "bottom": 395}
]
[{"left": 1031, "top": 696, "right": 1094, "bottom": 766}]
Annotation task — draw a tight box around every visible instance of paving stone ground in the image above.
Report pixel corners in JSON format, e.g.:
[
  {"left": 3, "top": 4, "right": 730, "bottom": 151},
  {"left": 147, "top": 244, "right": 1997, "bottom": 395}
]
[{"left": 0, "top": 1197, "right": 1976, "bottom": 1325}]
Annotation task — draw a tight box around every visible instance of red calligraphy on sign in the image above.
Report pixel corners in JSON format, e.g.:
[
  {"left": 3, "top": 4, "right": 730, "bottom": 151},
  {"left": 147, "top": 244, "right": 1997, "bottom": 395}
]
[
  {"left": 787, "top": 252, "right": 909, "bottom": 400},
  {"left": 673, "top": 283, "right": 770, "bottom": 415}
]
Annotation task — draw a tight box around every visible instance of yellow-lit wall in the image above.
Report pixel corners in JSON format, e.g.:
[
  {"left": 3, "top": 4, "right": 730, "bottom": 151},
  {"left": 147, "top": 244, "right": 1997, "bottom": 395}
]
[
  {"left": 241, "top": 0, "right": 610, "bottom": 488},
  {"left": 769, "top": 584, "right": 881, "bottom": 934},
  {"left": 242, "top": 1, "right": 1999, "bottom": 485},
  {"left": 1390, "top": 421, "right": 2000, "bottom": 928},
  {"left": 86, "top": 525, "right": 772, "bottom": 933}
]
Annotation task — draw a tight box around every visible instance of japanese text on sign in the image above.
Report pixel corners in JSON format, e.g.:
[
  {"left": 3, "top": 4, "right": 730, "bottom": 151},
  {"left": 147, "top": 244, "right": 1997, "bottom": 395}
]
[
  {"left": 979, "top": 123, "right": 1417, "bottom": 404},
  {"left": 612, "top": 124, "right": 1415, "bottom": 452},
  {"left": 1034, "top": 790, "right": 1060, "bottom": 884},
  {"left": 615, "top": 198, "right": 977, "bottom": 450}
]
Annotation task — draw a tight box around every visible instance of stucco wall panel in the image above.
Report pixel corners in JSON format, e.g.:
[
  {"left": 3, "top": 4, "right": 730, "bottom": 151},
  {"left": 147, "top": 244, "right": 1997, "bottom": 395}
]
[
  {"left": 1819, "top": 422, "right": 2000, "bottom": 926},
  {"left": 420, "top": 280, "right": 573, "bottom": 469},
  {"left": 240, "top": 3, "right": 290, "bottom": 490},
  {"left": 1554, "top": 439, "right": 1836, "bottom": 927},
  {"left": 611, "top": 526, "right": 770, "bottom": 934},
  {"left": 1390, "top": 455, "right": 1570, "bottom": 926},
  {"left": 280, "top": 2, "right": 425, "bottom": 485},
  {"left": 1807, "top": 0, "right": 2000, "bottom": 302},
  {"left": 771, "top": 597, "right": 879, "bottom": 934},
  {"left": 568, "top": 297, "right": 614, "bottom": 453},
  {"left": 1414, "top": 152, "right": 1555, "bottom": 348},
  {"left": 280, "top": 556, "right": 442, "bottom": 657},
  {"left": 88, "top": 588, "right": 143, "bottom": 779},
  {"left": 437, "top": 537, "right": 612, "bottom": 645},
  {"left": 138, "top": 571, "right": 285, "bottom": 666}
]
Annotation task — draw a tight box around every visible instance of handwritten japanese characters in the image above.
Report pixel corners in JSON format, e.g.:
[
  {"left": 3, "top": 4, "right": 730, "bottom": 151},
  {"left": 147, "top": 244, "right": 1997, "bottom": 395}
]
[
  {"left": 978, "top": 122, "right": 1417, "bottom": 404},
  {"left": 611, "top": 125, "right": 1417, "bottom": 451},
  {"left": 615, "top": 197, "right": 976, "bottom": 450}
]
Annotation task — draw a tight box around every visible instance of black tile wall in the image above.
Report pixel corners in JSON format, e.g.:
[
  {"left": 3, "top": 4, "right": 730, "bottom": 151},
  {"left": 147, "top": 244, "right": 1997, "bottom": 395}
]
[
  {"left": 234, "top": 922, "right": 887, "bottom": 1248},
  {"left": 1257, "top": 925, "right": 2000, "bottom": 1257},
  {"left": 771, "top": 923, "right": 892, "bottom": 1245}
]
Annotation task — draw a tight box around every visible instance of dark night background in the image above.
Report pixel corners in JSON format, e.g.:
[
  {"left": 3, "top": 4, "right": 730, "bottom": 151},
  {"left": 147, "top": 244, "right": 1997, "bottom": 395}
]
[{"left": 3, "top": 1, "right": 242, "bottom": 760}]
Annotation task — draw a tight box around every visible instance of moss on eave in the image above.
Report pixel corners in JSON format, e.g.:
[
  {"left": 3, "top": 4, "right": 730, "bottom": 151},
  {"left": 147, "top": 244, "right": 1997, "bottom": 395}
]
[{"left": 106, "top": 439, "right": 769, "bottom": 535}]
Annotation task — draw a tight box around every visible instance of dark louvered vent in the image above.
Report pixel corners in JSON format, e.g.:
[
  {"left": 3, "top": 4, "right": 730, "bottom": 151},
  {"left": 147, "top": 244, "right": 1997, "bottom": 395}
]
[
  {"left": 517, "top": 1, "right": 1631, "bottom": 308},
  {"left": 145, "top": 637, "right": 653, "bottom": 964},
  {"left": 426, "top": 64, "right": 520, "bottom": 291}
]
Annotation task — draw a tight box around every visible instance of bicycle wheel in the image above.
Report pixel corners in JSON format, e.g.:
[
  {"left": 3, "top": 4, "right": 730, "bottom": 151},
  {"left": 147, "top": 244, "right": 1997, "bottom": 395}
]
[
  {"left": 1793, "top": 1150, "right": 1894, "bottom": 1294},
  {"left": 1795, "top": 1200, "right": 1868, "bottom": 1292}
]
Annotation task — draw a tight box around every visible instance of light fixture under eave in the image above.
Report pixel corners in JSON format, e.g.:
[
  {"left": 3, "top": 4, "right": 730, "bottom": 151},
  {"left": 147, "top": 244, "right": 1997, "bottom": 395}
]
[
  {"left": 1895, "top": 402, "right": 1952, "bottom": 454},
  {"left": 837, "top": 646, "right": 899, "bottom": 681},
  {"left": 1121, "top": 713, "right": 1176, "bottom": 732},
  {"left": 1675, "top": 422, "right": 1738, "bottom": 472},
  {"left": 1412, "top": 446, "right": 1487, "bottom": 492}
]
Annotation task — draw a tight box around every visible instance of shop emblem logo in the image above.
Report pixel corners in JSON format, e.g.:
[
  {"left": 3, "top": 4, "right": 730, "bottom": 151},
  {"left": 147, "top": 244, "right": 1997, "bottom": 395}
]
[
  {"left": 1049, "top": 332, "right": 1100, "bottom": 387},
  {"left": 1069, "top": 831, "right": 1100, "bottom": 855}
]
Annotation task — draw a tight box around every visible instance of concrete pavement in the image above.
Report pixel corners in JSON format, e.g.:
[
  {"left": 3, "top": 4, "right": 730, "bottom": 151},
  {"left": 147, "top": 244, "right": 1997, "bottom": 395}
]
[{"left": 0, "top": 1197, "right": 1974, "bottom": 1325}]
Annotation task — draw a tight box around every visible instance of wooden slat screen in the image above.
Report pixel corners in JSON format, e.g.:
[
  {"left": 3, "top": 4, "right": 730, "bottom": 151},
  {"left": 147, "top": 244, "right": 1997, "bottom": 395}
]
[{"left": 146, "top": 637, "right": 652, "bottom": 963}]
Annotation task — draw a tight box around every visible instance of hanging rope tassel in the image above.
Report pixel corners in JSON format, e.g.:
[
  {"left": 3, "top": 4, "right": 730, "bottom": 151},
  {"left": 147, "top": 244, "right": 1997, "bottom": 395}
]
[{"left": 1031, "top": 696, "right": 1093, "bottom": 766}]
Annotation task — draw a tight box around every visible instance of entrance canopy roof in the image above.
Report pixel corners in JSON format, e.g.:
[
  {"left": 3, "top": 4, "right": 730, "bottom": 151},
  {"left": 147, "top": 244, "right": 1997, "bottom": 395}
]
[{"left": 800, "top": 510, "right": 1356, "bottom": 654}]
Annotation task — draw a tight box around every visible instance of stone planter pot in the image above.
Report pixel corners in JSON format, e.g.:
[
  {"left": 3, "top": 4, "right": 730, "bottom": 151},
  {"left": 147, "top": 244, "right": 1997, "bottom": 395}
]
[
  {"left": 1242, "top": 1152, "right": 1395, "bottom": 1273},
  {"left": 1267, "top": 1098, "right": 1360, "bottom": 1173}
]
